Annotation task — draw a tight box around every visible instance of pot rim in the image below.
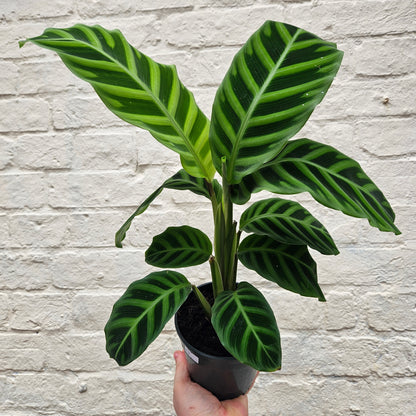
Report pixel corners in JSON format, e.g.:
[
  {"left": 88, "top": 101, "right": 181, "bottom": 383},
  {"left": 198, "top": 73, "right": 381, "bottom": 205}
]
[{"left": 175, "top": 282, "right": 242, "bottom": 363}]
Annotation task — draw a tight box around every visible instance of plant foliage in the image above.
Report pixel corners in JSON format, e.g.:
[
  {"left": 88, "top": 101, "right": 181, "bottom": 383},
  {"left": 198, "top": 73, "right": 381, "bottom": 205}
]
[{"left": 21, "top": 20, "right": 400, "bottom": 372}]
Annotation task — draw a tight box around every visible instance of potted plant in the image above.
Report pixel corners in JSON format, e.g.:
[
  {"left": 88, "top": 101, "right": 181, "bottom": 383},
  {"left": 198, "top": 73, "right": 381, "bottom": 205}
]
[{"left": 20, "top": 20, "right": 400, "bottom": 400}]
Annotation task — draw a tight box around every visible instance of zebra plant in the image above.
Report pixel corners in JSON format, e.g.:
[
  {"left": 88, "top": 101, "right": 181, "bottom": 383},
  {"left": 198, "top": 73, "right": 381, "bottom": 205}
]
[{"left": 20, "top": 21, "right": 400, "bottom": 372}]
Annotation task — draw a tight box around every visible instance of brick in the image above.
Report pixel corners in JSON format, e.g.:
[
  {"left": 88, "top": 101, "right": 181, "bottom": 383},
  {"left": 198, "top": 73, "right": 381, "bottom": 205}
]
[
  {"left": 52, "top": 249, "right": 151, "bottom": 289},
  {"left": 317, "top": 246, "right": 415, "bottom": 287},
  {"left": 0, "top": 136, "right": 13, "bottom": 170},
  {"left": 0, "top": 215, "right": 9, "bottom": 249},
  {"left": 76, "top": 0, "right": 136, "bottom": 18},
  {"left": 284, "top": 0, "right": 416, "bottom": 37},
  {"left": 353, "top": 37, "right": 416, "bottom": 76},
  {"left": 364, "top": 292, "right": 416, "bottom": 332},
  {"left": 267, "top": 289, "right": 325, "bottom": 331},
  {"left": 10, "top": 293, "right": 72, "bottom": 331},
  {"left": 0, "top": 293, "right": 10, "bottom": 330},
  {"left": 8, "top": 214, "right": 69, "bottom": 248},
  {"left": 1, "top": 373, "right": 173, "bottom": 414},
  {"left": 354, "top": 118, "right": 416, "bottom": 158},
  {"left": 152, "top": 47, "right": 239, "bottom": 88},
  {"left": 18, "top": 59, "right": 79, "bottom": 95},
  {"left": 0, "top": 62, "right": 19, "bottom": 95},
  {"left": 71, "top": 292, "right": 120, "bottom": 330},
  {"left": 52, "top": 94, "right": 124, "bottom": 130},
  {"left": 0, "top": 173, "right": 46, "bottom": 209},
  {"left": 316, "top": 77, "right": 416, "bottom": 119},
  {"left": 316, "top": 379, "right": 416, "bottom": 416},
  {"left": 67, "top": 212, "right": 124, "bottom": 248},
  {"left": 0, "top": 98, "right": 49, "bottom": 133},
  {"left": 1, "top": 22, "right": 51, "bottom": 59},
  {"left": 48, "top": 172, "right": 143, "bottom": 208},
  {"left": 1, "top": 0, "right": 74, "bottom": 20},
  {"left": 282, "top": 335, "right": 380, "bottom": 377},
  {"left": 14, "top": 132, "right": 73, "bottom": 170},
  {"left": 72, "top": 130, "right": 137, "bottom": 171},
  {"left": 0, "top": 252, "right": 53, "bottom": 290},
  {"left": 163, "top": 6, "right": 286, "bottom": 48}
]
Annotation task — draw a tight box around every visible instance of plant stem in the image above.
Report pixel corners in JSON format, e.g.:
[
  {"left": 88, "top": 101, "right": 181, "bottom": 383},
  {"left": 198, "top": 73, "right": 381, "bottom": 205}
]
[
  {"left": 219, "top": 158, "right": 237, "bottom": 291},
  {"left": 192, "top": 285, "right": 212, "bottom": 318},
  {"left": 209, "top": 255, "right": 224, "bottom": 297}
]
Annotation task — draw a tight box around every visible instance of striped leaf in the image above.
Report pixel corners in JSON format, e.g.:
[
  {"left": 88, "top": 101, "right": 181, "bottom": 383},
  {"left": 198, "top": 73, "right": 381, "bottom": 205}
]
[
  {"left": 232, "top": 139, "right": 401, "bottom": 235},
  {"left": 115, "top": 169, "right": 221, "bottom": 248},
  {"left": 211, "top": 282, "right": 281, "bottom": 371},
  {"left": 20, "top": 24, "right": 215, "bottom": 179},
  {"left": 145, "top": 226, "right": 212, "bottom": 268},
  {"left": 240, "top": 197, "right": 338, "bottom": 255},
  {"left": 104, "top": 271, "right": 191, "bottom": 366},
  {"left": 238, "top": 234, "right": 325, "bottom": 301},
  {"left": 210, "top": 20, "right": 343, "bottom": 184}
]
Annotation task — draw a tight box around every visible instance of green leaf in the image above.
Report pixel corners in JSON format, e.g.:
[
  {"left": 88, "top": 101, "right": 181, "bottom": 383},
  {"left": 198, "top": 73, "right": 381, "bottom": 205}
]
[
  {"left": 211, "top": 282, "right": 281, "bottom": 371},
  {"left": 21, "top": 24, "right": 215, "bottom": 180},
  {"left": 238, "top": 234, "right": 325, "bottom": 301},
  {"left": 115, "top": 169, "right": 221, "bottom": 248},
  {"left": 145, "top": 226, "right": 212, "bottom": 268},
  {"left": 104, "top": 271, "right": 191, "bottom": 366},
  {"left": 232, "top": 139, "right": 401, "bottom": 235},
  {"left": 240, "top": 197, "right": 338, "bottom": 255},
  {"left": 210, "top": 20, "right": 343, "bottom": 184}
]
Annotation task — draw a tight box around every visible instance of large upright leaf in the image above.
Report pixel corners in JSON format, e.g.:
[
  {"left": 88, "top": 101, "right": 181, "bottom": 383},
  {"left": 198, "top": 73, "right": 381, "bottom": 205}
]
[
  {"left": 238, "top": 234, "right": 325, "bottom": 301},
  {"left": 20, "top": 24, "right": 215, "bottom": 180},
  {"left": 232, "top": 139, "right": 401, "bottom": 235},
  {"left": 145, "top": 226, "right": 212, "bottom": 268},
  {"left": 210, "top": 20, "right": 343, "bottom": 184},
  {"left": 104, "top": 271, "right": 191, "bottom": 366},
  {"left": 115, "top": 169, "right": 221, "bottom": 248},
  {"left": 211, "top": 282, "right": 281, "bottom": 371},
  {"left": 240, "top": 198, "right": 338, "bottom": 255}
]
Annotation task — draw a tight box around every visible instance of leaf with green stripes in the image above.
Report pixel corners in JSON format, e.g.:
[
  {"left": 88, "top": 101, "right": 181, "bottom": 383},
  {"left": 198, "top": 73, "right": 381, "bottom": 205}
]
[
  {"left": 211, "top": 282, "right": 281, "bottom": 371},
  {"left": 20, "top": 24, "right": 215, "bottom": 180},
  {"left": 145, "top": 226, "right": 212, "bottom": 268},
  {"left": 115, "top": 169, "right": 222, "bottom": 248},
  {"left": 210, "top": 20, "right": 343, "bottom": 184},
  {"left": 238, "top": 234, "right": 325, "bottom": 301},
  {"left": 240, "top": 197, "right": 338, "bottom": 255},
  {"left": 104, "top": 271, "right": 191, "bottom": 366},
  {"left": 232, "top": 138, "right": 401, "bottom": 235}
]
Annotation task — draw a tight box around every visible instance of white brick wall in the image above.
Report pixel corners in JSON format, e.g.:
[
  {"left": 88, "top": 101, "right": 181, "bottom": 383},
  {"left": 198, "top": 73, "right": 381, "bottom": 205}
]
[{"left": 1, "top": 1, "right": 415, "bottom": 415}]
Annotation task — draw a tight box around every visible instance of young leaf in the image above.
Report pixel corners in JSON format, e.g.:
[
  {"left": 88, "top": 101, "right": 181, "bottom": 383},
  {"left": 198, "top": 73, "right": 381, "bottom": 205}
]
[
  {"left": 20, "top": 24, "right": 215, "bottom": 180},
  {"left": 210, "top": 20, "right": 343, "bottom": 184},
  {"left": 211, "top": 282, "right": 281, "bottom": 372},
  {"left": 115, "top": 169, "right": 221, "bottom": 248},
  {"left": 238, "top": 234, "right": 325, "bottom": 301},
  {"left": 240, "top": 197, "right": 339, "bottom": 255},
  {"left": 104, "top": 271, "right": 191, "bottom": 366},
  {"left": 145, "top": 226, "right": 212, "bottom": 268},
  {"left": 232, "top": 138, "right": 401, "bottom": 235}
]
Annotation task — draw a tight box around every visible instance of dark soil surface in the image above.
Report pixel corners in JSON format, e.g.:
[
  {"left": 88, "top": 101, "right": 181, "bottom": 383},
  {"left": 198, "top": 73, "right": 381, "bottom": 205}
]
[{"left": 176, "top": 284, "right": 231, "bottom": 357}]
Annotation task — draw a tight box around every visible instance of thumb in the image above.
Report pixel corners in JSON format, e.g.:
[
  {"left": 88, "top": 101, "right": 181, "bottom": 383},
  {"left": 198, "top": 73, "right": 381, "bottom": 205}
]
[{"left": 174, "top": 350, "right": 190, "bottom": 385}]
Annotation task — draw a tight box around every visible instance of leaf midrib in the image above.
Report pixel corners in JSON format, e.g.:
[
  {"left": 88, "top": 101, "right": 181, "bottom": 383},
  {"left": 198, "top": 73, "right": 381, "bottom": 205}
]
[
  {"left": 38, "top": 28, "right": 210, "bottom": 179},
  {"left": 227, "top": 28, "right": 302, "bottom": 182},
  {"left": 114, "top": 281, "right": 188, "bottom": 360},
  {"left": 232, "top": 289, "right": 277, "bottom": 365}
]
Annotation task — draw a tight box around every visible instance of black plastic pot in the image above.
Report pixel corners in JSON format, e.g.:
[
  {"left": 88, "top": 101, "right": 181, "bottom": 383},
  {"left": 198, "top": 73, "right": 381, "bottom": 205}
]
[{"left": 175, "top": 283, "right": 258, "bottom": 401}]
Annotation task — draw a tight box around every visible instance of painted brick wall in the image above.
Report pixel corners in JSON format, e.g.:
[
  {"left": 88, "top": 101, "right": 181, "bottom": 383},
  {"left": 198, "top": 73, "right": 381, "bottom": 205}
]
[{"left": 1, "top": 1, "right": 415, "bottom": 415}]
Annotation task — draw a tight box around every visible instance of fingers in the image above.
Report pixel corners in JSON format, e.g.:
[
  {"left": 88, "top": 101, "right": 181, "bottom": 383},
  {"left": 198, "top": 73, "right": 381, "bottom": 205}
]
[{"left": 173, "top": 350, "right": 190, "bottom": 386}]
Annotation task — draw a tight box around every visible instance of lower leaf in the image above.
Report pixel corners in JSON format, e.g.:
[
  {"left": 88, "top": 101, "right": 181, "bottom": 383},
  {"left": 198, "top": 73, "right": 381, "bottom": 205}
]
[
  {"left": 104, "top": 271, "right": 191, "bottom": 366},
  {"left": 211, "top": 282, "right": 281, "bottom": 372},
  {"left": 238, "top": 234, "right": 325, "bottom": 301}
]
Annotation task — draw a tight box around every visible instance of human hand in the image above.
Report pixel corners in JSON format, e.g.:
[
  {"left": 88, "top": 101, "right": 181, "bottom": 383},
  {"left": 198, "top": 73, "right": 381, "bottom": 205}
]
[{"left": 173, "top": 350, "right": 250, "bottom": 416}]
